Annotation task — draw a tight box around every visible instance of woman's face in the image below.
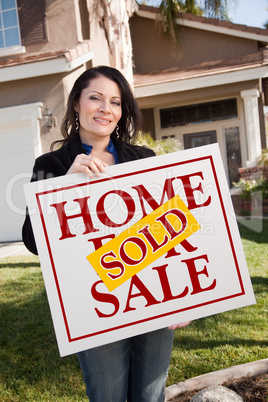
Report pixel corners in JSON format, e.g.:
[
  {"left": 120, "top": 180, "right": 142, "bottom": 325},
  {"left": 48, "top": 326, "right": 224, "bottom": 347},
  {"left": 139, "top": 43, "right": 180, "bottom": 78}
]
[{"left": 74, "top": 75, "right": 122, "bottom": 144}]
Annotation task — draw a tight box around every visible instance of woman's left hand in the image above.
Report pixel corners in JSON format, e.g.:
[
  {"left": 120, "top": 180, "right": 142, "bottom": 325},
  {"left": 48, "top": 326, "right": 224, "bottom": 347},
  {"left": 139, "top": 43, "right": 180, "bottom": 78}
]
[{"left": 168, "top": 321, "right": 192, "bottom": 330}]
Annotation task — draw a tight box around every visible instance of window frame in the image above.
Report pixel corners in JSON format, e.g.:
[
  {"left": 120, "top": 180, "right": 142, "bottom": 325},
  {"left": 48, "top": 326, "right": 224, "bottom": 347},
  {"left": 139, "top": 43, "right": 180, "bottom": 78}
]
[
  {"left": 0, "top": 0, "right": 24, "bottom": 55},
  {"left": 159, "top": 98, "right": 238, "bottom": 129}
]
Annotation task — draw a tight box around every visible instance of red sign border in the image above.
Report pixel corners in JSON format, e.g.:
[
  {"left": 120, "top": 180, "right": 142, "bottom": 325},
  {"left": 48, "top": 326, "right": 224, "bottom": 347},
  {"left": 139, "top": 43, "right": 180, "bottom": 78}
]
[{"left": 35, "top": 155, "right": 244, "bottom": 343}]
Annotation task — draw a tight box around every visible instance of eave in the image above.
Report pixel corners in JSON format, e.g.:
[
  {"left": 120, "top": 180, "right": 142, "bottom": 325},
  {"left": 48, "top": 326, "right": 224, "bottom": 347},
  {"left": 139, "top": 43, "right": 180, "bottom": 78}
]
[
  {"left": 137, "top": 5, "right": 268, "bottom": 43},
  {"left": 0, "top": 41, "right": 94, "bottom": 83},
  {"left": 134, "top": 50, "right": 268, "bottom": 98}
]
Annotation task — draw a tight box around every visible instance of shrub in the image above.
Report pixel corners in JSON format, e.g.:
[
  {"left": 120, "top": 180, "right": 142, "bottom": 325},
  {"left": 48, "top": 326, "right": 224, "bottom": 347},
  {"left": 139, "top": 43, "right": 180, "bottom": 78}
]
[
  {"left": 135, "top": 132, "right": 182, "bottom": 155},
  {"left": 233, "top": 177, "right": 268, "bottom": 199},
  {"left": 257, "top": 148, "right": 268, "bottom": 167}
]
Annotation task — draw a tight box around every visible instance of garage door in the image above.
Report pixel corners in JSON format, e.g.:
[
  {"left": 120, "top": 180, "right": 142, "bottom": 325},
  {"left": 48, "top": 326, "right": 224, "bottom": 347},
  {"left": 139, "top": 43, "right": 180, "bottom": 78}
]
[{"left": 0, "top": 103, "right": 42, "bottom": 242}]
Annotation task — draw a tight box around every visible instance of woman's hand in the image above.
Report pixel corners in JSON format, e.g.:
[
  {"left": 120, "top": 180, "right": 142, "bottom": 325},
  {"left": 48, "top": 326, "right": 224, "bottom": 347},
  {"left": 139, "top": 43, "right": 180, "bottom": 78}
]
[
  {"left": 168, "top": 321, "right": 192, "bottom": 330},
  {"left": 67, "top": 154, "right": 108, "bottom": 178}
]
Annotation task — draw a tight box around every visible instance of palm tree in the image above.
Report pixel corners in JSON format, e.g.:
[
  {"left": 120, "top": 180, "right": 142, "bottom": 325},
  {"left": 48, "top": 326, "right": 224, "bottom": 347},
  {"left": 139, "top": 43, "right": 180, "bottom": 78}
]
[
  {"left": 150, "top": 0, "right": 234, "bottom": 45},
  {"left": 203, "top": 0, "right": 232, "bottom": 19}
]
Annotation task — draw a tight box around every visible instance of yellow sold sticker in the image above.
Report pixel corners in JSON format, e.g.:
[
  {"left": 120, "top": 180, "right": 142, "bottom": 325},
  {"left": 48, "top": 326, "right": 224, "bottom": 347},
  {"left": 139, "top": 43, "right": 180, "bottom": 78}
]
[{"left": 87, "top": 195, "right": 201, "bottom": 291}]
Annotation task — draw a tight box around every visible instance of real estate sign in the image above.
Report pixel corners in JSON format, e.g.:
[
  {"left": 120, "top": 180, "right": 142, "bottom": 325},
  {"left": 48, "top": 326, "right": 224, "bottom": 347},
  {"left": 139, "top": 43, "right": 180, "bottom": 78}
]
[{"left": 24, "top": 144, "right": 255, "bottom": 357}]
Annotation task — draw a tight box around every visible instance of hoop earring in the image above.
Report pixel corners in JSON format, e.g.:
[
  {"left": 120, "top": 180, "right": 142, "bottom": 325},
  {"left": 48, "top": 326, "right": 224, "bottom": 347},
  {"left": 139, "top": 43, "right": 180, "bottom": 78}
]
[
  {"left": 75, "top": 112, "right": 79, "bottom": 133},
  {"left": 116, "top": 124, "right": 120, "bottom": 139}
]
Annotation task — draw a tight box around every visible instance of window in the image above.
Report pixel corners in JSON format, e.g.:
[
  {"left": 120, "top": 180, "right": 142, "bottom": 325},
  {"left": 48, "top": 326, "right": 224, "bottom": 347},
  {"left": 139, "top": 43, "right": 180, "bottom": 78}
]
[
  {"left": 0, "top": 0, "right": 48, "bottom": 54},
  {"left": 160, "top": 98, "right": 238, "bottom": 129},
  {"left": 0, "top": 0, "right": 21, "bottom": 49},
  {"left": 225, "top": 127, "right": 242, "bottom": 186},
  {"left": 183, "top": 131, "right": 217, "bottom": 149}
]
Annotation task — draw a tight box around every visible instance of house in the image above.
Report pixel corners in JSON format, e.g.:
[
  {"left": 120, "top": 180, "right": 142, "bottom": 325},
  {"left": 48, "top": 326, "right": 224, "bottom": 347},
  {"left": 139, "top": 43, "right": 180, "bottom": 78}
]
[
  {"left": 1, "top": 1, "right": 268, "bottom": 242},
  {"left": 130, "top": 5, "right": 268, "bottom": 187},
  {"left": 0, "top": 0, "right": 134, "bottom": 242}
]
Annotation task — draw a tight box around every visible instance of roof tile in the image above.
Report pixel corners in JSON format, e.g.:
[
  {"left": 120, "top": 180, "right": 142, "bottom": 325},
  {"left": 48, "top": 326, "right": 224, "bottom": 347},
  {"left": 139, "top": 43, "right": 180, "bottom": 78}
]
[
  {"left": 138, "top": 4, "right": 268, "bottom": 37},
  {"left": 134, "top": 49, "right": 268, "bottom": 87},
  {"left": 0, "top": 40, "right": 92, "bottom": 68}
]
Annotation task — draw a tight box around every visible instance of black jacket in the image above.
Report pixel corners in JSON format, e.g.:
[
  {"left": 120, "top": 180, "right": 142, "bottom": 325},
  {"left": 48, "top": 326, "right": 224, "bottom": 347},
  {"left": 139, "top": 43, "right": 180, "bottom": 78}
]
[{"left": 22, "top": 137, "right": 155, "bottom": 255}]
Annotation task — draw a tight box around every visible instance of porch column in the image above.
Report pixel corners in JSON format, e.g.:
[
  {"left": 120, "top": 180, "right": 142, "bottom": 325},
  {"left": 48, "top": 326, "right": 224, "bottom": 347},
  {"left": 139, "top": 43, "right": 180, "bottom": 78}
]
[{"left": 240, "top": 89, "right": 262, "bottom": 166}]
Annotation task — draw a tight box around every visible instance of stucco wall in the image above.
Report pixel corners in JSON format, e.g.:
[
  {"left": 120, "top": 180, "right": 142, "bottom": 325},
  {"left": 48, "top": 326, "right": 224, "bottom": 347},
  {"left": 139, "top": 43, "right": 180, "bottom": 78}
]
[
  {"left": 138, "top": 79, "right": 262, "bottom": 177},
  {"left": 130, "top": 15, "right": 258, "bottom": 73},
  {"left": 0, "top": 66, "right": 87, "bottom": 154},
  {"left": 137, "top": 80, "right": 260, "bottom": 110},
  {"left": 89, "top": 0, "right": 134, "bottom": 85},
  {"left": 24, "top": 0, "right": 80, "bottom": 55}
]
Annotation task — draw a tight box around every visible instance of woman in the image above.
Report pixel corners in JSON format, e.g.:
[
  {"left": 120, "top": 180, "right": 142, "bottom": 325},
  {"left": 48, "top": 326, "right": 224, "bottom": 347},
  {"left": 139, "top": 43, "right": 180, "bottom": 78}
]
[{"left": 22, "top": 66, "right": 190, "bottom": 401}]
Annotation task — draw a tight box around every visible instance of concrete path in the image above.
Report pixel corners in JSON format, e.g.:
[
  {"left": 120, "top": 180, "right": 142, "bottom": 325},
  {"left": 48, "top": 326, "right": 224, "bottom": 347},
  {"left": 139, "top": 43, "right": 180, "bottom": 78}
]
[{"left": 0, "top": 241, "right": 32, "bottom": 258}]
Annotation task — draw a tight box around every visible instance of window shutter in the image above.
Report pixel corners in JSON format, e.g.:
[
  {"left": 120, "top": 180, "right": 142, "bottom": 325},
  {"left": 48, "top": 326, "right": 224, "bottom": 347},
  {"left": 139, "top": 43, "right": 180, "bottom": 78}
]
[{"left": 17, "top": 0, "right": 47, "bottom": 45}]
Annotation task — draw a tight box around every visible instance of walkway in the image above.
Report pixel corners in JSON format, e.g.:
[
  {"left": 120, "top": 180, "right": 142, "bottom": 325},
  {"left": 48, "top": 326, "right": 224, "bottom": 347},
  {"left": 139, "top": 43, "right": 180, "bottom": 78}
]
[{"left": 0, "top": 242, "right": 31, "bottom": 258}]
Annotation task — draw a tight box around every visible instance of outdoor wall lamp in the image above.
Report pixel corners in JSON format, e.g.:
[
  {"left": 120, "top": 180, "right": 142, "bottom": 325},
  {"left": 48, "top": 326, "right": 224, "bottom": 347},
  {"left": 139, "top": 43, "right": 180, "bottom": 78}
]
[{"left": 44, "top": 108, "right": 57, "bottom": 129}]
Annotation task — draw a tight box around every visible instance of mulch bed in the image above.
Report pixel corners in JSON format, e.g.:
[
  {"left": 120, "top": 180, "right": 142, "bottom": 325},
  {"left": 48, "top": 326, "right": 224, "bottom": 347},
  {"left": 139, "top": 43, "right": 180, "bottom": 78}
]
[{"left": 170, "top": 373, "right": 268, "bottom": 401}]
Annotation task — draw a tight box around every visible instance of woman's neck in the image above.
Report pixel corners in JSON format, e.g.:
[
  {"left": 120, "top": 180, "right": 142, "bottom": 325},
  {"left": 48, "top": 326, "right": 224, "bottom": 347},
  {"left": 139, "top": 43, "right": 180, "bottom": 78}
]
[
  {"left": 80, "top": 134, "right": 111, "bottom": 152},
  {"left": 80, "top": 134, "right": 115, "bottom": 166}
]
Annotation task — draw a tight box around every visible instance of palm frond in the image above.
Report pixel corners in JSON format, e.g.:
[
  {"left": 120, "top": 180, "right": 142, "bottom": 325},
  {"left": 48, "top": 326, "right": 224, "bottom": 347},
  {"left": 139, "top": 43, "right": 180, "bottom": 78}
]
[
  {"left": 204, "top": 0, "right": 231, "bottom": 20},
  {"left": 156, "top": 0, "right": 182, "bottom": 46}
]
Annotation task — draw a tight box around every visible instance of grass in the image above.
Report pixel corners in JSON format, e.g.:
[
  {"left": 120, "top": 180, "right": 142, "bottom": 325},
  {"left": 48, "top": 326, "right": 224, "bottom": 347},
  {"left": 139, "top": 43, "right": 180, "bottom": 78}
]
[
  {"left": 0, "top": 257, "right": 87, "bottom": 401},
  {"left": 168, "top": 218, "right": 268, "bottom": 385},
  {"left": 0, "top": 219, "right": 267, "bottom": 400}
]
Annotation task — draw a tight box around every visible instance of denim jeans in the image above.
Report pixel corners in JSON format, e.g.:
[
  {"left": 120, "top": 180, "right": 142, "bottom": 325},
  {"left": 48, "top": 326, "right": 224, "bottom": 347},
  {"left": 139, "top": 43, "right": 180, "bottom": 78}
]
[{"left": 77, "top": 328, "right": 174, "bottom": 402}]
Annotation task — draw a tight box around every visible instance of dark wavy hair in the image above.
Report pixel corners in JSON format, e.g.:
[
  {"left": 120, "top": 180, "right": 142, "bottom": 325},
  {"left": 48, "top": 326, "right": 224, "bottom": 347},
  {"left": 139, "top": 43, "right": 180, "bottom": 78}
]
[{"left": 52, "top": 65, "right": 143, "bottom": 149}]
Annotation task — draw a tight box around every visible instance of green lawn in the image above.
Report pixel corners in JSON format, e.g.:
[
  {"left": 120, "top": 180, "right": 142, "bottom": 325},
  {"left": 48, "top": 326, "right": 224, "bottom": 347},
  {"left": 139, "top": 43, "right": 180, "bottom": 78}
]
[
  {"left": 169, "top": 218, "right": 268, "bottom": 385},
  {"left": 0, "top": 219, "right": 267, "bottom": 400}
]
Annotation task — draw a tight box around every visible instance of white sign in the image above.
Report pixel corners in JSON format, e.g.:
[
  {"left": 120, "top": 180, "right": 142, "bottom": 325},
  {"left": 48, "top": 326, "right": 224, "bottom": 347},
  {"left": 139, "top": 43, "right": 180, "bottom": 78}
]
[{"left": 24, "top": 144, "right": 255, "bottom": 356}]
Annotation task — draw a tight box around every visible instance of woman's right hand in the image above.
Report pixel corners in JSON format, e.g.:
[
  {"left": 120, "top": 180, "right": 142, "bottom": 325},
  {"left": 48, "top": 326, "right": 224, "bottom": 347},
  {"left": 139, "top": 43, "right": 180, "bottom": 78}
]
[
  {"left": 168, "top": 321, "right": 192, "bottom": 330},
  {"left": 67, "top": 154, "right": 108, "bottom": 178}
]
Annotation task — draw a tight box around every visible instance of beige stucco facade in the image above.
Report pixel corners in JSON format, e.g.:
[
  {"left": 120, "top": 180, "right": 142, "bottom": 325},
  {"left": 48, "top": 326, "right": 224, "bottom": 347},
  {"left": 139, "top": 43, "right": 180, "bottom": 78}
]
[
  {"left": 0, "top": 0, "right": 134, "bottom": 154},
  {"left": 0, "top": 0, "right": 134, "bottom": 241},
  {"left": 1, "top": 1, "right": 268, "bottom": 242},
  {"left": 130, "top": 14, "right": 259, "bottom": 73},
  {"left": 130, "top": 6, "right": 268, "bottom": 183}
]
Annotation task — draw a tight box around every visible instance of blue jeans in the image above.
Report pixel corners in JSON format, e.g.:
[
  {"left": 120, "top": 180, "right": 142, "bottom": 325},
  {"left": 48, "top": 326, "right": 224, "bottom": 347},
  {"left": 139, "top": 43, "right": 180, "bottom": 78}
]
[{"left": 77, "top": 328, "right": 174, "bottom": 402}]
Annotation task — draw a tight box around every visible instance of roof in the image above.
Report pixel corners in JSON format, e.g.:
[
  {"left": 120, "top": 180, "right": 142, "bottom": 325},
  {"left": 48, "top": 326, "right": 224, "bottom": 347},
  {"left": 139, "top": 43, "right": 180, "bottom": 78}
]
[
  {"left": 134, "top": 48, "right": 268, "bottom": 87},
  {"left": 0, "top": 41, "right": 94, "bottom": 83},
  {"left": 0, "top": 40, "right": 92, "bottom": 68},
  {"left": 137, "top": 5, "right": 268, "bottom": 43},
  {"left": 134, "top": 48, "right": 268, "bottom": 99},
  {"left": 134, "top": 5, "right": 268, "bottom": 101}
]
